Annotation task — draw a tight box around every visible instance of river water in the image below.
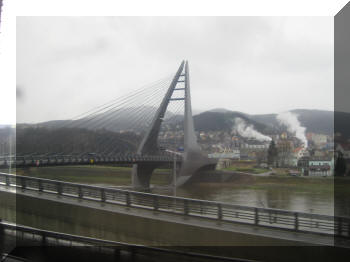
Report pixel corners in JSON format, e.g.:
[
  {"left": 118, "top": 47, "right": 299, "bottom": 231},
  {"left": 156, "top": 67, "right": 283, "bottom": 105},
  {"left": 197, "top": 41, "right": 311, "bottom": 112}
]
[
  {"left": 149, "top": 183, "right": 335, "bottom": 216},
  {"left": 16, "top": 165, "right": 342, "bottom": 217},
  {"left": 99, "top": 178, "right": 336, "bottom": 216}
]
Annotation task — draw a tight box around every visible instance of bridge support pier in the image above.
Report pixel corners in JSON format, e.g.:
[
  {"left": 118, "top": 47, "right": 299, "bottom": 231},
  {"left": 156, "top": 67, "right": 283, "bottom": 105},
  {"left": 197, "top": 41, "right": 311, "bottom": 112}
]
[
  {"left": 176, "top": 151, "right": 217, "bottom": 186},
  {"left": 132, "top": 163, "right": 158, "bottom": 189}
]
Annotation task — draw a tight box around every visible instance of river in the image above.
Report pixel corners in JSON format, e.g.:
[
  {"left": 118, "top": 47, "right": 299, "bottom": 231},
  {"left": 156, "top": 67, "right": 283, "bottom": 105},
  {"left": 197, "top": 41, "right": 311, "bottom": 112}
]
[
  {"left": 94, "top": 176, "right": 337, "bottom": 216},
  {"left": 148, "top": 183, "right": 335, "bottom": 216},
  {"left": 12, "top": 166, "right": 347, "bottom": 217}
]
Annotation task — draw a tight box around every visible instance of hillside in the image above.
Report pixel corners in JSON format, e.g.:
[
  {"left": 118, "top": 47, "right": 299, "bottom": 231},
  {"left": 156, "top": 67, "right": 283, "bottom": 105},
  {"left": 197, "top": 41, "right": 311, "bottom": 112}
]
[
  {"left": 191, "top": 109, "right": 337, "bottom": 137},
  {"left": 3, "top": 108, "right": 346, "bottom": 157},
  {"left": 0, "top": 126, "right": 16, "bottom": 155},
  {"left": 192, "top": 111, "right": 272, "bottom": 134},
  {"left": 32, "top": 106, "right": 176, "bottom": 132},
  {"left": 249, "top": 109, "right": 334, "bottom": 135},
  {"left": 16, "top": 126, "right": 140, "bottom": 155},
  {"left": 16, "top": 108, "right": 339, "bottom": 139}
]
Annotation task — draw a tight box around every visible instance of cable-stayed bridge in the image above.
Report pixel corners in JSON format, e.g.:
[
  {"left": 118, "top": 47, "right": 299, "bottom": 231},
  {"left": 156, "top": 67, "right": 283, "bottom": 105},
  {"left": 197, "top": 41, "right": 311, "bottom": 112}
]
[
  {"left": 1, "top": 61, "right": 217, "bottom": 188},
  {"left": 1, "top": 62, "right": 350, "bottom": 259}
]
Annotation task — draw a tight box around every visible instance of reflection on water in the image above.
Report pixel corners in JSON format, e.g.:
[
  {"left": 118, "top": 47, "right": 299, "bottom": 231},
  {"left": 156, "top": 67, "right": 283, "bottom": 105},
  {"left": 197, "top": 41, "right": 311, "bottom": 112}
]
[
  {"left": 92, "top": 177, "right": 347, "bottom": 217},
  {"left": 149, "top": 184, "right": 335, "bottom": 216}
]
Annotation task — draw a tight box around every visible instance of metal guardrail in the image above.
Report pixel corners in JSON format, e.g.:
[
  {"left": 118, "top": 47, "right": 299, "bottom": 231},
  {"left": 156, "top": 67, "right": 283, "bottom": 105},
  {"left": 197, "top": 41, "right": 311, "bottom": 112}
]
[
  {"left": 0, "top": 220, "right": 256, "bottom": 262},
  {"left": 0, "top": 173, "right": 349, "bottom": 238},
  {"left": 0, "top": 154, "right": 182, "bottom": 168}
]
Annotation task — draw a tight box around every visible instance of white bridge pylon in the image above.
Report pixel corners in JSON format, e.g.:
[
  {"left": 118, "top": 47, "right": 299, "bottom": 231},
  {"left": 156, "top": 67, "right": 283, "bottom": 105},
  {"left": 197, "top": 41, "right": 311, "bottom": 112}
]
[{"left": 132, "top": 61, "right": 217, "bottom": 189}]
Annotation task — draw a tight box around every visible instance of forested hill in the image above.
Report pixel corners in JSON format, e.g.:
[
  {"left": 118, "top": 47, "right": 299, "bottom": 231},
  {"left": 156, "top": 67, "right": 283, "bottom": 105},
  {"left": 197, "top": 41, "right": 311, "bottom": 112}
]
[
  {"left": 192, "top": 111, "right": 273, "bottom": 134},
  {"left": 191, "top": 109, "right": 337, "bottom": 136},
  {"left": 16, "top": 126, "right": 140, "bottom": 155},
  {"left": 249, "top": 109, "right": 334, "bottom": 135},
  {"left": 13, "top": 108, "right": 342, "bottom": 156},
  {"left": 27, "top": 107, "right": 337, "bottom": 136}
]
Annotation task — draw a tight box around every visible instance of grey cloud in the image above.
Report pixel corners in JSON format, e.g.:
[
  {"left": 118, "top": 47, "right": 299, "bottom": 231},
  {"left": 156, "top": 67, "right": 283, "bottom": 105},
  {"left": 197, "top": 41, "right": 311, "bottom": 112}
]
[{"left": 17, "top": 16, "right": 333, "bottom": 123}]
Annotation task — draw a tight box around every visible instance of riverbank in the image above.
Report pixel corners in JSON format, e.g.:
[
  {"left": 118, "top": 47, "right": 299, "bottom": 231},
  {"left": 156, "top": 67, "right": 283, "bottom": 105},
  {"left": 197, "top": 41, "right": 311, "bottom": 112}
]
[
  {"left": 11, "top": 165, "right": 343, "bottom": 195},
  {"left": 14, "top": 166, "right": 172, "bottom": 186},
  {"left": 7, "top": 165, "right": 348, "bottom": 215},
  {"left": 215, "top": 174, "right": 335, "bottom": 194},
  {"left": 10, "top": 166, "right": 342, "bottom": 193},
  {"left": 222, "top": 166, "right": 268, "bottom": 174}
]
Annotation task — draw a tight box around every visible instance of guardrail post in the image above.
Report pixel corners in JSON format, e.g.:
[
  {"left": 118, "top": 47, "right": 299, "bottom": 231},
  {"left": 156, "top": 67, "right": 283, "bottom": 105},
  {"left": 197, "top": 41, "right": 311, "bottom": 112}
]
[
  {"left": 254, "top": 208, "right": 259, "bottom": 225},
  {"left": 78, "top": 186, "right": 83, "bottom": 199},
  {"left": 337, "top": 217, "right": 343, "bottom": 236},
  {"left": 153, "top": 195, "right": 158, "bottom": 211},
  {"left": 21, "top": 177, "right": 26, "bottom": 190},
  {"left": 38, "top": 180, "right": 43, "bottom": 192},
  {"left": 5, "top": 176, "right": 10, "bottom": 186},
  {"left": 126, "top": 192, "right": 131, "bottom": 207},
  {"left": 294, "top": 212, "right": 299, "bottom": 231},
  {"left": 57, "top": 182, "right": 62, "bottom": 196},
  {"left": 101, "top": 188, "right": 106, "bottom": 202},
  {"left": 217, "top": 204, "right": 222, "bottom": 220},
  {"left": 184, "top": 199, "right": 189, "bottom": 215}
]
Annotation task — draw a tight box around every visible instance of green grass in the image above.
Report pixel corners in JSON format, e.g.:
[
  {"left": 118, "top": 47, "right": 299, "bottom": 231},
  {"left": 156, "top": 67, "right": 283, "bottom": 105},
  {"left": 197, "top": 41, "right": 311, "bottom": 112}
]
[
  {"left": 15, "top": 166, "right": 172, "bottom": 186},
  {"left": 222, "top": 166, "right": 268, "bottom": 174},
  {"left": 269, "top": 168, "right": 292, "bottom": 176},
  {"left": 195, "top": 174, "right": 335, "bottom": 194},
  {"left": 242, "top": 176, "right": 335, "bottom": 194},
  {"left": 8, "top": 166, "right": 349, "bottom": 197}
]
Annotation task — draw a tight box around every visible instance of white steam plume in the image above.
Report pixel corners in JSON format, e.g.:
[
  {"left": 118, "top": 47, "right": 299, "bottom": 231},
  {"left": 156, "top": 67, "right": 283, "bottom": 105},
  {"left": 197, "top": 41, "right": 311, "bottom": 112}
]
[
  {"left": 276, "top": 111, "right": 308, "bottom": 147},
  {"left": 233, "top": 118, "right": 272, "bottom": 142}
]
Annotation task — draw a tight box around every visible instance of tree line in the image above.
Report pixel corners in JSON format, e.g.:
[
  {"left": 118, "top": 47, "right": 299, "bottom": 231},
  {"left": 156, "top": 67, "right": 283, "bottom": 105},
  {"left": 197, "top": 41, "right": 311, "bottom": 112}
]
[{"left": 16, "top": 127, "right": 140, "bottom": 156}]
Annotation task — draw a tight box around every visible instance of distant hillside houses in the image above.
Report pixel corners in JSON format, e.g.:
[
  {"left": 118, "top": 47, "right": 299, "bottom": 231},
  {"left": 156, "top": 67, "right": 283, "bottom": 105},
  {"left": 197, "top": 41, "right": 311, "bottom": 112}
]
[
  {"left": 240, "top": 141, "right": 269, "bottom": 150},
  {"left": 208, "top": 150, "right": 240, "bottom": 160},
  {"left": 306, "top": 132, "right": 332, "bottom": 149}
]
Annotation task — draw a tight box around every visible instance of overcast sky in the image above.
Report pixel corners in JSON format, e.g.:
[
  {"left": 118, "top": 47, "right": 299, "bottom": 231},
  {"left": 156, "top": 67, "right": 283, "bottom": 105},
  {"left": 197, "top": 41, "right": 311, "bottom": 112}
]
[{"left": 17, "top": 16, "right": 333, "bottom": 123}]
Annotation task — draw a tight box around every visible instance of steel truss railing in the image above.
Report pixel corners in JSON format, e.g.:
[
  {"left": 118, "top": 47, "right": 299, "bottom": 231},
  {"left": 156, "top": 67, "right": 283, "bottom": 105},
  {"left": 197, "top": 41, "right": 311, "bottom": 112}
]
[
  {"left": 0, "top": 220, "right": 255, "bottom": 262},
  {"left": 0, "top": 173, "right": 349, "bottom": 238},
  {"left": 0, "top": 154, "right": 182, "bottom": 168}
]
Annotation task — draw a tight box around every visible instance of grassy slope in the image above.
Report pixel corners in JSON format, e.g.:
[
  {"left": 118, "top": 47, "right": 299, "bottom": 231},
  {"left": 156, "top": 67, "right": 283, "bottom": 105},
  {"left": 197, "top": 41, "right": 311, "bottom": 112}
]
[
  {"left": 222, "top": 166, "right": 268, "bottom": 174},
  {"left": 247, "top": 176, "right": 334, "bottom": 194},
  {"left": 11, "top": 165, "right": 347, "bottom": 196},
  {"left": 212, "top": 161, "right": 336, "bottom": 194},
  {"left": 15, "top": 166, "right": 172, "bottom": 186}
]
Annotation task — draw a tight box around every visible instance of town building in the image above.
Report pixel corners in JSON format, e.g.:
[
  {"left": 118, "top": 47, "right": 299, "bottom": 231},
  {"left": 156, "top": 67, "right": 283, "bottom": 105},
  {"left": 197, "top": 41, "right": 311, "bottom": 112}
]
[
  {"left": 298, "top": 156, "right": 334, "bottom": 176},
  {"left": 311, "top": 134, "right": 328, "bottom": 146},
  {"left": 309, "top": 165, "right": 331, "bottom": 177},
  {"left": 208, "top": 149, "right": 240, "bottom": 160},
  {"left": 276, "top": 139, "right": 294, "bottom": 167}
]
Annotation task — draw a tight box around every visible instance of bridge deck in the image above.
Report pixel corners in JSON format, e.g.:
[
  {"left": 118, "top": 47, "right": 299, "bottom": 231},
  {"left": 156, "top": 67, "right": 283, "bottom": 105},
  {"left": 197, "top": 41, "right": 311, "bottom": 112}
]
[{"left": 0, "top": 154, "right": 182, "bottom": 168}]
